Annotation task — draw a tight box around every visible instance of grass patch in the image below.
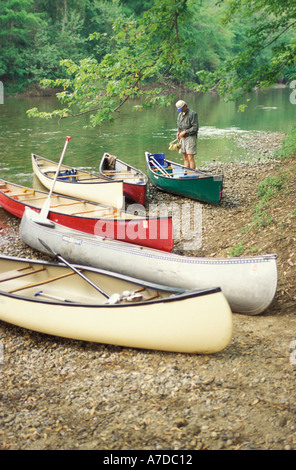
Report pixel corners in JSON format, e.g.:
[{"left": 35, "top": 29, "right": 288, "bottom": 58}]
[
  {"left": 252, "top": 207, "right": 274, "bottom": 228},
  {"left": 229, "top": 126, "right": 296, "bottom": 256},
  {"left": 252, "top": 172, "right": 289, "bottom": 228},
  {"left": 229, "top": 242, "right": 245, "bottom": 257},
  {"left": 275, "top": 124, "right": 296, "bottom": 160},
  {"left": 257, "top": 174, "right": 285, "bottom": 200}
]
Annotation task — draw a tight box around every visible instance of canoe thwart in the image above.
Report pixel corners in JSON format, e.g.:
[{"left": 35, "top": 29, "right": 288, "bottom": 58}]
[
  {"left": 0, "top": 265, "right": 44, "bottom": 282},
  {"left": 8, "top": 270, "right": 79, "bottom": 293}
]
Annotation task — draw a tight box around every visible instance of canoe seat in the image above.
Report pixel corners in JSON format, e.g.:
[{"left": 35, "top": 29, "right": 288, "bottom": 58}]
[
  {"left": 104, "top": 155, "right": 116, "bottom": 170},
  {"left": 57, "top": 169, "right": 77, "bottom": 182},
  {"left": 5, "top": 190, "right": 35, "bottom": 198},
  {"left": 172, "top": 173, "right": 197, "bottom": 179},
  {"left": 50, "top": 200, "right": 83, "bottom": 208}
]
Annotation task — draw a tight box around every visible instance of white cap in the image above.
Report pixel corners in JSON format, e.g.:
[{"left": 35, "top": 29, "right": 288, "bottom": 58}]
[{"left": 176, "top": 100, "right": 186, "bottom": 113}]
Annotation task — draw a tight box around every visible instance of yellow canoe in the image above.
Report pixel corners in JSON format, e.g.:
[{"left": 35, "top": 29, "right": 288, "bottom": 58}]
[{"left": 0, "top": 254, "right": 233, "bottom": 354}]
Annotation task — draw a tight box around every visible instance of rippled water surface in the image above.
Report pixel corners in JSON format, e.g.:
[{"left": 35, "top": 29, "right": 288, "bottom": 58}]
[{"left": 0, "top": 87, "right": 294, "bottom": 187}]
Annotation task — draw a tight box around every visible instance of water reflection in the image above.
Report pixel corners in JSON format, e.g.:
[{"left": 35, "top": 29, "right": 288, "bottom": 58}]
[{"left": 0, "top": 87, "right": 294, "bottom": 187}]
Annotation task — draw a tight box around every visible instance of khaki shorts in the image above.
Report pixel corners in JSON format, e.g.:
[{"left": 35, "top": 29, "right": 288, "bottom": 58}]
[{"left": 179, "top": 135, "right": 197, "bottom": 155}]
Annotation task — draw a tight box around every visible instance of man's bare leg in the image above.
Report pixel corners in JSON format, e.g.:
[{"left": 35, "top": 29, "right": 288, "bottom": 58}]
[{"left": 183, "top": 154, "right": 196, "bottom": 169}]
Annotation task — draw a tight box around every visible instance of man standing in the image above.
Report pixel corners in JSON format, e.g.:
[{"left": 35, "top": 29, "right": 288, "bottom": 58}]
[{"left": 176, "top": 99, "right": 198, "bottom": 169}]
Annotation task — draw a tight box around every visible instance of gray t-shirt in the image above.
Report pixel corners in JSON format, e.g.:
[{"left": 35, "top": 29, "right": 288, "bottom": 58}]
[{"left": 177, "top": 108, "right": 199, "bottom": 136}]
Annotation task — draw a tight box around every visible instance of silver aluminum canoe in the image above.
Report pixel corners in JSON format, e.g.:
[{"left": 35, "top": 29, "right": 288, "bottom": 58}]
[{"left": 20, "top": 207, "right": 278, "bottom": 315}]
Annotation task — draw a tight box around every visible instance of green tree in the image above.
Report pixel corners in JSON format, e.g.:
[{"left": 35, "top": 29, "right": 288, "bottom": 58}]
[
  {"left": 29, "top": 0, "right": 293, "bottom": 126},
  {"left": 26, "top": 10, "right": 86, "bottom": 84},
  {"left": 27, "top": 0, "right": 192, "bottom": 126},
  {"left": 28, "top": 0, "right": 131, "bottom": 85},
  {"left": 180, "top": 0, "right": 234, "bottom": 81},
  {"left": 79, "top": 0, "right": 130, "bottom": 61},
  {"left": 199, "top": 0, "right": 296, "bottom": 99},
  {"left": 0, "top": 0, "right": 129, "bottom": 90},
  {"left": 119, "top": 0, "right": 154, "bottom": 16},
  {"left": 0, "top": 0, "right": 42, "bottom": 85},
  {"left": 27, "top": 0, "right": 233, "bottom": 126}
]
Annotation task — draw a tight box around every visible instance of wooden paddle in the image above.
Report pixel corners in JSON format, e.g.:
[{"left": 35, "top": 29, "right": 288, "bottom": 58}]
[
  {"left": 36, "top": 136, "right": 71, "bottom": 224},
  {"left": 149, "top": 156, "right": 173, "bottom": 178},
  {"left": 38, "top": 238, "right": 146, "bottom": 304}
]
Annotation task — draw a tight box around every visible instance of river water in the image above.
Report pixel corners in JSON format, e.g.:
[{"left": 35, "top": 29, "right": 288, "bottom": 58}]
[{"left": 0, "top": 87, "right": 294, "bottom": 187}]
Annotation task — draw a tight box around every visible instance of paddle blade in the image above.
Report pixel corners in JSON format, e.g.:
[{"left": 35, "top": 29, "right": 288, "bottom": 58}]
[{"left": 39, "top": 197, "right": 52, "bottom": 220}]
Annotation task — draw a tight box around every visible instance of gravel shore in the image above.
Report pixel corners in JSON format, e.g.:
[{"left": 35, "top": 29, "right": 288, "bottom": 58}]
[{"left": 0, "top": 131, "right": 295, "bottom": 452}]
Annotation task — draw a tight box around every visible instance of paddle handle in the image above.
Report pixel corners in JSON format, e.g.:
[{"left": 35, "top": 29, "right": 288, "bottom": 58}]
[
  {"left": 48, "top": 136, "right": 71, "bottom": 199},
  {"left": 57, "top": 253, "right": 110, "bottom": 298},
  {"left": 38, "top": 238, "right": 110, "bottom": 299},
  {"left": 39, "top": 136, "right": 71, "bottom": 219}
]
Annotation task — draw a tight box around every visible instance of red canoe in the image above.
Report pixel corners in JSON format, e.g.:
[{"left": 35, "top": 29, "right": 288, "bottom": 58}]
[
  {"left": 99, "top": 153, "right": 148, "bottom": 205},
  {"left": 0, "top": 179, "right": 174, "bottom": 252}
]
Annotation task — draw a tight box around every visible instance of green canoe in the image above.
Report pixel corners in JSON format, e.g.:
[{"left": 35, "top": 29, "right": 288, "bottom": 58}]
[{"left": 145, "top": 152, "right": 223, "bottom": 204}]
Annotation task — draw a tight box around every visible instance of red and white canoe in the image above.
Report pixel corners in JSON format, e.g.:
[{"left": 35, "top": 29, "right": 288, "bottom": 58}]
[
  {"left": 0, "top": 179, "right": 174, "bottom": 252},
  {"left": 99, "top": 153, "right": 148, "bottom": 205}
]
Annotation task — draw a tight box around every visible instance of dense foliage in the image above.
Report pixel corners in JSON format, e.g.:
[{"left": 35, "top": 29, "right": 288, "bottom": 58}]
[
  {"left": 1, "top": 0, "right": 295, "bottom": 124},
  {"left": 1, "top": 0, "right": 232, "bottom": 92},
  {"left": 200, "top": 0, "right": 296, "bottom": 100}
]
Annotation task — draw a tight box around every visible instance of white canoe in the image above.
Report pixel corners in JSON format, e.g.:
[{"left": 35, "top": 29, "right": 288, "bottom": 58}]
[
  {"left": 0, "top": 254, "right": 232, "bottom": 354},
  {"left": 20, "top": 207, "right": 278, "bottom": 315},
  {"left": 31, "top": 154, "right": 124, "bottom": 209}
]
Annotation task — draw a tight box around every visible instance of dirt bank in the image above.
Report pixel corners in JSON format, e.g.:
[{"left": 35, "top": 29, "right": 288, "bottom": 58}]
[{"left": 0, "top": 132, "right": 295, "bottom": 451}]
